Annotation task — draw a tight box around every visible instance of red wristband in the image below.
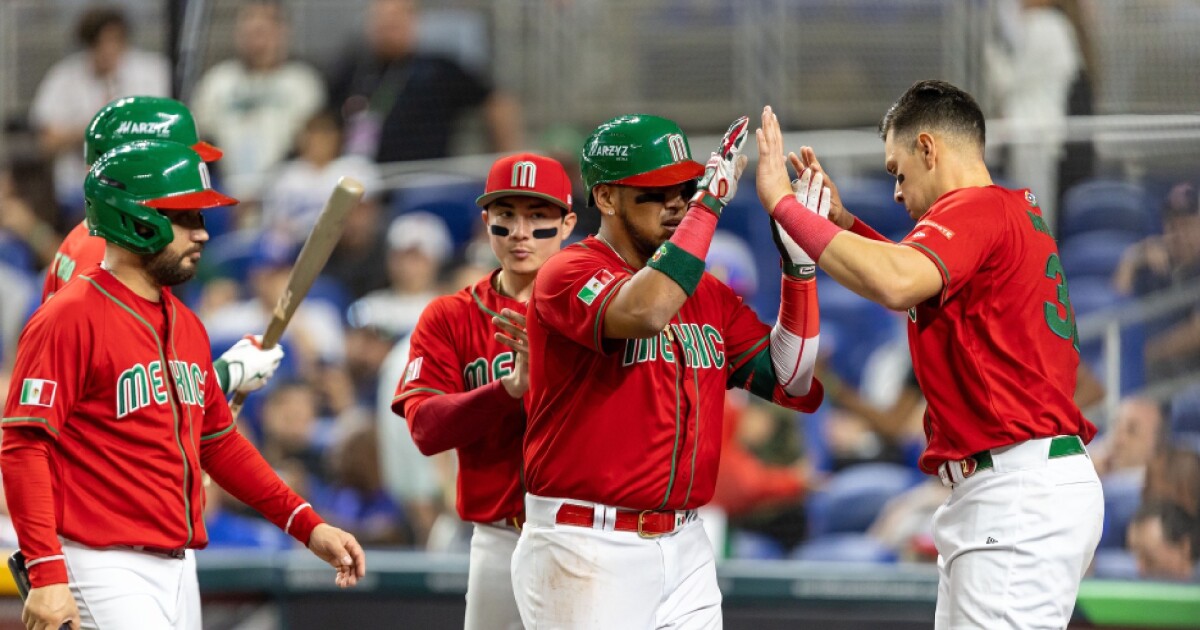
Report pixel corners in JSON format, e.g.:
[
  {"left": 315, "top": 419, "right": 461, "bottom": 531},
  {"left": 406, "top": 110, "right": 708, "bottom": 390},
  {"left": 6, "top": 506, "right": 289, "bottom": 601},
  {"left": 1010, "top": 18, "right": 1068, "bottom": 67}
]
[
  {"left": 772, "top": 196, "right": 844, "bottom": 263},
  {"left": 670, "top": 203, "right": 720, "bottom": 260}
]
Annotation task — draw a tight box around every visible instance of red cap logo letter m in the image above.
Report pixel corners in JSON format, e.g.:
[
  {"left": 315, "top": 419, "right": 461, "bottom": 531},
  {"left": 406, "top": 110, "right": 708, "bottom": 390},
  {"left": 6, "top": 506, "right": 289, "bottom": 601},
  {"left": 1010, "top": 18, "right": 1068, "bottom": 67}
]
[{"left": 511, "top": 161, "right": 537, "bottom": 189}]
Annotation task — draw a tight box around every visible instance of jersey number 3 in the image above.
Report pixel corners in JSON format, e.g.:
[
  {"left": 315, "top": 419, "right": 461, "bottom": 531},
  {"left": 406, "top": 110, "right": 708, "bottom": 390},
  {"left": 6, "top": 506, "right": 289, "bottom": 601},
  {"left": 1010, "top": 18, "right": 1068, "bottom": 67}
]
[{"left": 1043, "top": 253, "right": 1080, "bottom": 351}]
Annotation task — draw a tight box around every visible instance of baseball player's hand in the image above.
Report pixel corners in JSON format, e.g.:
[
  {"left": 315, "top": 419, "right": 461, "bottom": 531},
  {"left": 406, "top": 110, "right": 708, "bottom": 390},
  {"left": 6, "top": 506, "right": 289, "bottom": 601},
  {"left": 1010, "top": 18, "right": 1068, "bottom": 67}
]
[
  {"left": 772, "top": 168, "right": 831, "bottom": 279},
  {"left": 307, "top": 523, "right": 367, "bottom": 588},
  {"left": 218, "top": 335, "right": 285, "bottom": 394},
  {"left": 755, "top": 106, "right": 798, "bottom": 214},
  {"left": 692, "top": 115, "right": 751, "bottom": 216},
  {"left": 22, "top": 583, "right": 79, "bottom": 630},
  {"left": 788, "top": 147, "right": 852, "bottom": 229},
  {"left": 493, "top": 309, "right": 529, "bottom": 399}
]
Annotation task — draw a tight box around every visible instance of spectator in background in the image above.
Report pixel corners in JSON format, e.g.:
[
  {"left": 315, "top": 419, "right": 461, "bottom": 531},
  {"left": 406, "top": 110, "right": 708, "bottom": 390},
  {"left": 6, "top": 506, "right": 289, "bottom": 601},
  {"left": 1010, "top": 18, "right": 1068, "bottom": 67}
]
[
  {"left": 1090, "top": 397, "right": 1165, "bottom": 480},
  {"left": 29, "top": 5, "right": 169, "bottom": 212},
  {"left": 0, "top": 163, "right": 62, "bottom": 270},
  {"left": 1113, "top": 183, "right": 1200, "bottom": 379},
  {"left": 1144, "top": 446, "right": 1200, "bottom": 517},
  {"left": 350, "top": 212, "right": 452, "bottom": 339},
  {"left": 322, "top": 184, "right": 391, "bottom": 301},
  {"left": 1127, "top": 501, "right": 1200, "bottom": 581},
  {"left": 191, "top": 0, "right": 326, "bottom": 203},
  {"left": 321, "top": 424, "right": 406, "bottom": 545},
  {"left": 261, "top": 110, "right": 381, "bottom": 246},
  {"left": 327, "top": 0, "right": 523, "bottom": 163},
  {"left": 987, "top": 0, "right": 1094, "bottom": 227},
  {"left": 259, "top": 380, "right": 334, "bottom": 490}
]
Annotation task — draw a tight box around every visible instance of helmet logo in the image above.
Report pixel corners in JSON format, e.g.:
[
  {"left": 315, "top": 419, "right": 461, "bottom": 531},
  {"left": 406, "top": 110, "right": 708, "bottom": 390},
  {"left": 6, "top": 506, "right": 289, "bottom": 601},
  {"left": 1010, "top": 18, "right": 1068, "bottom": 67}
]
[
  {"left": 198, "top": 162, "right": 212, "bottom": 189},
  {"left": 511, "top": 161, "right": 537, "bottom": 188},
  {"left": 588, "top": 145, "right": 629, "bottom": 157},
  {"left": 667, "top": 134, "right": 688, "bottom": 163},
  {"left": 115, "top": 121, "right": 170, "bottom": 137}
]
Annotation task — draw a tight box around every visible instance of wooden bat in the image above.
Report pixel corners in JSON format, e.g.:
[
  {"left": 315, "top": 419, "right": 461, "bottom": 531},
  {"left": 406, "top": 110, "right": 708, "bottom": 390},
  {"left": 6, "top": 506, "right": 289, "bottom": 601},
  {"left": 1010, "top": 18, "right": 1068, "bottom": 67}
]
[{"left": 228, "top": 176, "right": 365, "bottom": 418}]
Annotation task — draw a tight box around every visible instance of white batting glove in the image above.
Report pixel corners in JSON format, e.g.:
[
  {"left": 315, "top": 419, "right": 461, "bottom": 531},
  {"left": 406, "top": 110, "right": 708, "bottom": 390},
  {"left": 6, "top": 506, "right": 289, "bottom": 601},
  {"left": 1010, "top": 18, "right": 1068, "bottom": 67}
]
[
  {"left": 219, "top": 335, "right": 285, "bottom": 394},
  {"left": 691, "top": 116, "right": 751, "bottom": 216},
  {"left": 772, "top": 168, "right": 831, "bottom": 279}
]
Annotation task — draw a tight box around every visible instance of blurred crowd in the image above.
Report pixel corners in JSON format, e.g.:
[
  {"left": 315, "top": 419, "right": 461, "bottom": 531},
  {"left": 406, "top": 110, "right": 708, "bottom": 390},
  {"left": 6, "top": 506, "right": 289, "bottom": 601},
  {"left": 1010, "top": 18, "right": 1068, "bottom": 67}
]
[{"left": 0, "top": 0, "right": 1197, "bottom": 584}]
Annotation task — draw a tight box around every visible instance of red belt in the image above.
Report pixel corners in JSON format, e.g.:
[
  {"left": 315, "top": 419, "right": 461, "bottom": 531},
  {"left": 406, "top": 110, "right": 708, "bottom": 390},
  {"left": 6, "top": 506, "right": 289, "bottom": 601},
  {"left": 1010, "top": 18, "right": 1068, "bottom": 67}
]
[
  {"left": 554, "top": 503, "right": 695, "bottom": 538},
  {"left": 126, "top": 545, "right": 187, "bottom": 559}
]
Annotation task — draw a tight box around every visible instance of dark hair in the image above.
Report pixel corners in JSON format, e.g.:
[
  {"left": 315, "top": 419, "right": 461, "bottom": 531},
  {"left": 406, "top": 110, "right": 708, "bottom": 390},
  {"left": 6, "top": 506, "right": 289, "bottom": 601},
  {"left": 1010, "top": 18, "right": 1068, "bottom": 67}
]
[
  {"left": 879, "top": 79, "right": 986, "bottom": 150},
  {"left": 1133, "top": 500, "right": 1200, "bottom": 561},
  {"left": 76, "top": 5, "right": 129, "bottom": 48}
]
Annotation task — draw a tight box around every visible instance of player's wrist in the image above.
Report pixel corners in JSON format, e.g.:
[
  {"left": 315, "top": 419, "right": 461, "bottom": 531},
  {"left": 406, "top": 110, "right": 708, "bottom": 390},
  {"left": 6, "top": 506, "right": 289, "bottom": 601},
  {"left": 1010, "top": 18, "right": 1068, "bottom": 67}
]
[
  {"left": 28, "top": 558, "right": 68, "bottom": 588},
  {"left": 689, "top": 191, "right": 724, "bottom": 217}
]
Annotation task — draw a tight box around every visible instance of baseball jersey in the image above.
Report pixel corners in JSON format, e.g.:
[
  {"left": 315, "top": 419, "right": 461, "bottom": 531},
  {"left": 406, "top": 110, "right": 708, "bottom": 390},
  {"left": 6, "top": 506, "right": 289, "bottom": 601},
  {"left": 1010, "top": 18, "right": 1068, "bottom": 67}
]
[
  {"left": 42, "top": 221, "right": 105, "bottom": 301},
  {"left": 901, "top": 186, "right": 1097, "bottom": 474},
  {"left": 393, "top": 270, "right": 526, "bottom": 524},
  {"left": 3, "top": 267, "right": 316, "bottom": 558},
  {"left": 524, "top": 237, "right": 823, "bottom": 511}
]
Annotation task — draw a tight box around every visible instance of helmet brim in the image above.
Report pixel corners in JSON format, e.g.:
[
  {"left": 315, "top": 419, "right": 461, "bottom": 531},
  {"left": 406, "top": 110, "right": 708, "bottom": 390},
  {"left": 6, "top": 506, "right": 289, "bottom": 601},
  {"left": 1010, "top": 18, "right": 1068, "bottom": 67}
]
[
  {"left": 191, "top": 141, "right": 223, "bottom": 162},
  {"left": 142, "top": 189, "right": 239, "bottom": 210},
  {"left": 613, "top": 160, "right": 705, "bottom": 188}
]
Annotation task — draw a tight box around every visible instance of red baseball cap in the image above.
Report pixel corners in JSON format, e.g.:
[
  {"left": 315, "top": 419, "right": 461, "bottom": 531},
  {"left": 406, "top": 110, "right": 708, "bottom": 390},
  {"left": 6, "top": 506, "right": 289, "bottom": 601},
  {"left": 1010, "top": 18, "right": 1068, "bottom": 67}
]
[{"left": 476, "top": 153, "right": 573, "bottom": 213}]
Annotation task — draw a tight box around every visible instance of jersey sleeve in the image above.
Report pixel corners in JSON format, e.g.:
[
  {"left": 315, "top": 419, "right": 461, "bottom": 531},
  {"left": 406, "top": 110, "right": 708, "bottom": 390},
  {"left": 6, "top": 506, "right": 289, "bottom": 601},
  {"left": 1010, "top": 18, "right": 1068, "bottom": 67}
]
[
  {"left": 533, "top": 247, "right": 631, "bottom": 353},
  {"left": 392, "top": 298, "right": 466, "bottom": 412},
  {"left": 2, "top": 304, "right": 92, "bottom": 439},
  {"left": 900, "top": 188, "right": 1005, "bottom": 304},
  {"left": 199, "top": 352, "right": 236, "bottom": 443}
]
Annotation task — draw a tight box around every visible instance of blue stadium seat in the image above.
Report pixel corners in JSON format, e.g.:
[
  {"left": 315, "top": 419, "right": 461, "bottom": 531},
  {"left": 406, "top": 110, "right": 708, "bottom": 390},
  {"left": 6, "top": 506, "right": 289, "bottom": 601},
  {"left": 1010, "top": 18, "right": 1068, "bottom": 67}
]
[
  {"left": 819, "top": 279, "right": 899, "bottom": 387},
  {"left": 1068, "top": 277, "right": 1123, "bottom": 317},
  {"left": 792, "top": 533, "right": 897, "bottom": 563},
  {"left": 1098, "top": 472, "right": 1142, "bottom": 549},
  {"left": 1091, "top": 548, "right": 1140, "bottom": 579},
  {"left": 1169, "top": 385, "right": 1200, "bottom": 435},
  {"left": 1059, "top": 230, "right": 1142, "bottom": 281},
  {"left": 838, "top": 177, "right": 911, "bottom": 240},
  {"left": 391, "top": 179, "right": 486, "bottom": 250},
  {"left": 807, "top": 463, "right": 922, "bottom": 537},
  {"left": 1060, "top": 179, "right": 1152, "bottom": 240},
  {"left": 199, "top": 228, "right": 264, "bottom": 284},
  {"left": 727, "top": 530, "right": 786, "bottom": 561}
]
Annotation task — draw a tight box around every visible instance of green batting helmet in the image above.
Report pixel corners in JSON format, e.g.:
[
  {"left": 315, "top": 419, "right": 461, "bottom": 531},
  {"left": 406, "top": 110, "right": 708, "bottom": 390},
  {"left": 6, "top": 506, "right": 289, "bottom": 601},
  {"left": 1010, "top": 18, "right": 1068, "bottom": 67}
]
[
  {"left": 84, "top": 96, "right": 222, "bottom": 167},
  {"left": 84, "top": 140, "right": 238, "bottom": 255},
  {"left": 579, "top": 114, "right": 705, "bottom": 205}
]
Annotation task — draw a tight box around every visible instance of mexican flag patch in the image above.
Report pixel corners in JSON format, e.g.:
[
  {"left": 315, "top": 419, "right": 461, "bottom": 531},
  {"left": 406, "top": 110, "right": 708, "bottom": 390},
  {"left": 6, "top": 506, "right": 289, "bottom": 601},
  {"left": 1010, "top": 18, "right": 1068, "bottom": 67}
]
[
  {"left": 576, "top": 269, "right": 615, "bottom": 306},
  {"left": 20, "top": 379, "right": 57, "bottom": 407}
]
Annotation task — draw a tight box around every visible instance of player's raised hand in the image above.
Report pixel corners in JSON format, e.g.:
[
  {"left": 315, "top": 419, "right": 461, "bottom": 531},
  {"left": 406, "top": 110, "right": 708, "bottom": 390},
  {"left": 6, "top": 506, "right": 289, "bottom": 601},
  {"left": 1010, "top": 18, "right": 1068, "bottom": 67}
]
[
  {"left": 789, "top": 147, "right": 852, "bottom": 228},
  {"left": 772, "top": 168, "right": 831, "bottom": 279},
  {"left": 307, "top": 523, "right": 367, "bottom": 588},
  {"left": 219, "top": 335, "right": 285, "bottom": 394},
  {"left": 22, "top": 583, "right": 79, "bottom": 630},
  {"left": 493, "top": 309, "right": 530, "bottom": 398},
  {"left": 755, "top": 106, "right": 796, "bottom": 214},
  {"left": 691, "top": 115, "right": 750, "bottom": 216}
]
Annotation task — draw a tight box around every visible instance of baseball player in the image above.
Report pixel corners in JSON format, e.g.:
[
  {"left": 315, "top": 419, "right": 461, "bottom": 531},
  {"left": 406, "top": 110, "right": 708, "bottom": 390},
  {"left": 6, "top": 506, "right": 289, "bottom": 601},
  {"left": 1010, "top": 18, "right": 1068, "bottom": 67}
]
[
  {"left": 512, "top": 114, "right": 827, "bottom": 629},
  {"left": 392, "top": 152, "right": 577, "bottom": 630},
  {"left": 1, "top": 139, "right": 365, "bottom": 630},
  {"left": 756, "top": 81, "right": 1102, "bottom": 628},
  {"left": 42, "top": 95, "right": 282, "bottom": 398}
]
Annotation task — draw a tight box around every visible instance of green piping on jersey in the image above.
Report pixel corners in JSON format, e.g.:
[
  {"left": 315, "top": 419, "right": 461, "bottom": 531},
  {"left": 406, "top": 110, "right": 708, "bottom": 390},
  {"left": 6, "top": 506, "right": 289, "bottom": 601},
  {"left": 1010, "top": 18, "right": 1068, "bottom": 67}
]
[
  {"left": 200, "top": 423, "right": 236, "bottom": 442},
  {"left": 680, "top": 367, "right": 702, "bottom": 506},
  {"left": 902, "top": 242, "right": 950, "bottom": 286},
  {"left": 658, "top": 327, "right": 683, "bottom": 510},
  {"left": 591, "top": 277, "right": 630, "bottom": 352},
  {"left": 393, "top": 387, "right": 448, "bottom": 405},
  {"left": 1, "top": 417, "right": 61, "bottom": 437},
  {"left": 470, "top": 285, "right": 507, "bottom": 323},
  {"left": 166, "top": 301, "right": 196, "bottom": 548},
  {"left": 83, "top": 277, "right": 194, "bottom": 547}
]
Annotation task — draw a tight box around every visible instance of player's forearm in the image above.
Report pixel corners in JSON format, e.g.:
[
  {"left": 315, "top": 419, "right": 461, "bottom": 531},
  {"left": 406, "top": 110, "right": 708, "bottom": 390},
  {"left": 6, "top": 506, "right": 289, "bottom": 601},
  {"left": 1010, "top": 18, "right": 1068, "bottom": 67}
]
[
  {"left": 0, "top": 430, "right": 67, "bottom": 586},
  {"left": 201, "top": 430, "right": 324, "bottom": 545},
  {"left": 818, "top": 235, "right": 938, "bottom": 310},
  {"left": 848, "top": 216, "right": 893, "bottom": 243},
  {"left": 402, "top": 380, "right": 523, "bottom": 456},
  {"left": 770, "top": 276, "right": 820, "bottom": 396},
  {"left": 605, "top": 203, "right": 718, "bottom": 338}
]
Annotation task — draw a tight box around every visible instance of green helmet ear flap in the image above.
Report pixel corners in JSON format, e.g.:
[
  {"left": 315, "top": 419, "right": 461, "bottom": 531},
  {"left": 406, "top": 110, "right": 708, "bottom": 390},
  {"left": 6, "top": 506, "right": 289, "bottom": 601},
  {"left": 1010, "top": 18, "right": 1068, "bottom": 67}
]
[{"left": 84, "top": 186, "right": 174, "bottom": 255}]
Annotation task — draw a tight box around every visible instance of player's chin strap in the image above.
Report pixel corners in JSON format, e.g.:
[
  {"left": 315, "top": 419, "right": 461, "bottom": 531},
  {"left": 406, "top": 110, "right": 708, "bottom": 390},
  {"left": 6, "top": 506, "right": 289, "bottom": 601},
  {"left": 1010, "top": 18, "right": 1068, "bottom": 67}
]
[{"left": 489, "top": 225, "right": 559, "bottom": 239}]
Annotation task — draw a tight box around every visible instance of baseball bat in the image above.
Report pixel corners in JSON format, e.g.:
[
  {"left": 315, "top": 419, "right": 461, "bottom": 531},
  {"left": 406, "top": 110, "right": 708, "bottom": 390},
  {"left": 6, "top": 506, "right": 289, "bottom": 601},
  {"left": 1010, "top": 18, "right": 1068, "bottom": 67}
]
[{"left": 228, "top": 176, "right": 365, "bottom": 418}]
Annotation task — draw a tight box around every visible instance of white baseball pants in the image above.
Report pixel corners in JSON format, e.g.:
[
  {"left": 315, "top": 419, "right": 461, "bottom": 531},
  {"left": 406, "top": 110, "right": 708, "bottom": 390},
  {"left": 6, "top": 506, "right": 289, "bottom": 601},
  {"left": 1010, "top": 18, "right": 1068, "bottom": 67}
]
[
  {"left": 466, "top": 523, "right": 523, "bottom": 630},
  {"left": 511, "top": 494, "right": 722, "bottom": 630},
  {"left": 932, "top": 437, "right": 1104, "bottom": 629},
  {"left": 62, "top": 540, "right": 200, "bottom": 630}
]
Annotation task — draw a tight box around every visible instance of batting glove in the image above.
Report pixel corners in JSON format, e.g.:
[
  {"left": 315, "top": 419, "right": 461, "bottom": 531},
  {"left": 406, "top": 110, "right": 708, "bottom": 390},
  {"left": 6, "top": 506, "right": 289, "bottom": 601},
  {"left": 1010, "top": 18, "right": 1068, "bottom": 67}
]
[
  {"left": 772, "top": 168, "right": 831, "bottom": 279},
  {"left": 219, "top": 335, "right": 285, "bottom": 394},
  {"left": 691, "top": 116, "right": 751, "bottom": 216}
]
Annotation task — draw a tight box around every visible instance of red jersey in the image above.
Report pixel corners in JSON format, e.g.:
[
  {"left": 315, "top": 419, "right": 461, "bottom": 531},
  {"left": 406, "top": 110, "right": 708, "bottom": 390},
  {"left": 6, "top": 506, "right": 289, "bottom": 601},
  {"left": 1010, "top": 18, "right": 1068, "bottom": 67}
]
[
  {"left": 524, "top": 237, "right": 823, "bottom": 510},
  {"left": 42, "top": 222, "right": 106, "bottom": 301},
  {"left": 3, "top": 267, "right": 320, "bottom": 566},
  {"left": 901, "top": 186, "right": 1097, "bottom": 474},
  {"left": 393, "top": 271, "right": 526, "bottom": 524}
]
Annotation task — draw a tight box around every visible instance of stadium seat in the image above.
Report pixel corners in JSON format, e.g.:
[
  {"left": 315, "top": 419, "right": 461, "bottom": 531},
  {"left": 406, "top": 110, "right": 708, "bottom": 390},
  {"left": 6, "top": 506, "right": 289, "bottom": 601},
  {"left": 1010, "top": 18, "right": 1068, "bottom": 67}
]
[
  {"left": 838, "top": 177, "right": 911, "bottom": 240},
  {"left": 807, "top": 463, "right": 922, "bottom": 537},
  {"left": 819, "top": 280, "right": 899, "bottom": 387},
  {"left": 1091, "top": 548, "right": 1140, "bottom": 579},
  {"left": 1098, "top": 472, "right": 1142, "bottom": 549},
  {"left": 792, "top": 533, "right": 897, "bottom": 563},
  {"left": 727, "top": 530, "right": 787, "bottom": 561},
  {"left": 1060, "top": 179, "right": 1152, "bottom": 240},
  {"left": 1068, "top": 277, "right": 1123, "bottom": 317},
  {"left": 198, "top": 228, "right": 264, "bottom": 285},
  {"left": 1059, "top": 230, "right": 1142, "bottom": 281},
  {"left": 1169, "top": 385, "right": 1200, "bottom": 435},
  {"left": 391, "top": 179, "right": 486, "bottom": 250}
]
